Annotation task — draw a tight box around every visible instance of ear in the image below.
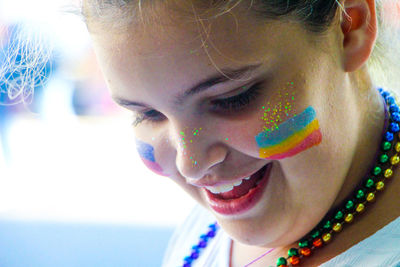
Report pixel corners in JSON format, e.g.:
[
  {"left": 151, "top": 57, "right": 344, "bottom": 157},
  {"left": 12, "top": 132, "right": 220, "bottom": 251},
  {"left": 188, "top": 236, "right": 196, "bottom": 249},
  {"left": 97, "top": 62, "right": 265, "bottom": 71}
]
[{"left": 340, "top": 0, "right": 377, "bottom": 72}]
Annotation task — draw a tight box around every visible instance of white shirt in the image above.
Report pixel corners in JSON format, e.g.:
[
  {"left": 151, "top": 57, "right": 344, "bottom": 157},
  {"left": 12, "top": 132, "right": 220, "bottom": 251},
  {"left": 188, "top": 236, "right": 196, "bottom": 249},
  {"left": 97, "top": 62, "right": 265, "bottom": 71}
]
[{"left": 162, "top": 204, "right": 400, "bottom": 267}]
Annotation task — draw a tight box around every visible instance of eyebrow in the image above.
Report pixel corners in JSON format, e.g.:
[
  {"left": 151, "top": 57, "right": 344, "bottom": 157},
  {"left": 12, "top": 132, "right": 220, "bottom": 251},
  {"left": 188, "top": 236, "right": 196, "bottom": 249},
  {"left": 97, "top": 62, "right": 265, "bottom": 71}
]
[{"left": 112, "top": 63, "right": 262, "bottom": 108}]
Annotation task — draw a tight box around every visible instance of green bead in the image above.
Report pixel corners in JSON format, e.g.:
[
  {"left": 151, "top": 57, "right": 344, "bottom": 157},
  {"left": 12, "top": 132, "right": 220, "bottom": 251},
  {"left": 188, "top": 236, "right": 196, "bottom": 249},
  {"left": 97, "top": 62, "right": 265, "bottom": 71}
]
[
  {"left": 373, "top": 166, "right": 382, "bottom": 176},
  {"left": 288, "top": 248, "right": 299, "bottom": 257},
  {"left": 298, "top": 240, "right": 309, "bottom": 248},
  {"left": 380, "top": 154, "right": 389, "bottom": 163},
  {"left": 356, "top": 189, "right": 365, "bottom": 199},
  {"left": 277, "top": 257, "right": 287, "bottom": 266},
  {"left": 311, "top": 230, "right": 320, "bottom": 239},
  {"left": 345, "top": 200, "right": 354, "bottom": 210},
  {"left": 335, "top": 211, "right": 344, "bottom": 220},
  {"left": 365, "top": 178, "right": 375, "bottom": 188},
  {"left": 382, "top": 141, "right": 391, "bottom": 151},
  {"left": 323, "top": 220, "right": 332, "bottom": 230}
]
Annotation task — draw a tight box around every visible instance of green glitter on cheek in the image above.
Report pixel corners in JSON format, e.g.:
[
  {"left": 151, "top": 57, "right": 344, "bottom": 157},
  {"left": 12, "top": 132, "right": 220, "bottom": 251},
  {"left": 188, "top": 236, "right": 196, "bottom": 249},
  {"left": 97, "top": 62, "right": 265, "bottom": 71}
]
[{"left": 259, "top": 82, "right": 296, "bottom": 132}]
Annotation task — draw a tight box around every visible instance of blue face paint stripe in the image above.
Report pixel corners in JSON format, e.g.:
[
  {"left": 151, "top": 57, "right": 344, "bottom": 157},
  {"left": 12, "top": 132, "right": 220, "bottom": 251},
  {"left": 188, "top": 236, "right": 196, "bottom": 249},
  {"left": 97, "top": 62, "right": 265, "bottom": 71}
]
[
  {"left": 255, "top": 106, "right": 316, "bottom": 147},
  {"left": 135, "top": 139, "right": 156, "bottom": 162}
]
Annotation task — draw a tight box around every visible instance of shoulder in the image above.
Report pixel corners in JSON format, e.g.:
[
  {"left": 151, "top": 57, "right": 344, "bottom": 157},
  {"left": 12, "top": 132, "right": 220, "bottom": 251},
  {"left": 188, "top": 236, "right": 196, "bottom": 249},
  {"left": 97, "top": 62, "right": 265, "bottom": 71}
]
[{"left": 321, "top": 216, "right": 400, "bottom": 267}]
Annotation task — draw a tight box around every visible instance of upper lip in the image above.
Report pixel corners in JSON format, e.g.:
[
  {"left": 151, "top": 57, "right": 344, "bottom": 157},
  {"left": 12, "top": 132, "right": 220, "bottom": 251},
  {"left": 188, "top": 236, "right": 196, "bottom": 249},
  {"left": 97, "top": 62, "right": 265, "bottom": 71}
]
[{"left": 188, "top": 162, "right": 271, "bottom": 188}]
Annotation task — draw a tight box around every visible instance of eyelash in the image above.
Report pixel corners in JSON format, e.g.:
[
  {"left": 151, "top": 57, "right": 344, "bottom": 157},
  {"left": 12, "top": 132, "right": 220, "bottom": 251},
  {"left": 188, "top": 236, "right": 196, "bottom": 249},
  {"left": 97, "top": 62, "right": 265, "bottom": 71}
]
[
  {"left": 210, "top": 82, "right": 262, "bottom": 111},
  {"left": 131, "top": 82, "right": 263, "bottom": 126}
]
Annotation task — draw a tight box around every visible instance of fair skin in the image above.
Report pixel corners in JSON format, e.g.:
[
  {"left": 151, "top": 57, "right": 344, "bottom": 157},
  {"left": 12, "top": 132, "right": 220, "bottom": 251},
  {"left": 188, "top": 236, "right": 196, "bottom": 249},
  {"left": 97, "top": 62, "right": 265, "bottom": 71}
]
[{"left": 89, "top": 0, "right": 400, "bottom": 265}]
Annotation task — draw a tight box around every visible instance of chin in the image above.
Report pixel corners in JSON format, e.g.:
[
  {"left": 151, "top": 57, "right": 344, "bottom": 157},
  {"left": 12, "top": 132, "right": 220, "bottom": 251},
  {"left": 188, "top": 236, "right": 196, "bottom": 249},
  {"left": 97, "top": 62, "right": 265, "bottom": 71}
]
[{"left": 215, "top": 214, "right": 277, "bottom": 246}]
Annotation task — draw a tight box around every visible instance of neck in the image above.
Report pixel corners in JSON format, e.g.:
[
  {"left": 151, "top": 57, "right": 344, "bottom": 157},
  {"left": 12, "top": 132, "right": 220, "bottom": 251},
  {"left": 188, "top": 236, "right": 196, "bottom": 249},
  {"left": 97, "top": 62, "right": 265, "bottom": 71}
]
[{"left": 329, "top": 82, "right": 386, "bottom": 216}]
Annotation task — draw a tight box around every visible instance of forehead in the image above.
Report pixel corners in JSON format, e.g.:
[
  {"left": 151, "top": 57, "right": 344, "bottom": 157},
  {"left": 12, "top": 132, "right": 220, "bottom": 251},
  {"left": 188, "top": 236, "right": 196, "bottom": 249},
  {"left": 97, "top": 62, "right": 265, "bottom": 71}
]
[{"left": 90, "top": 3, "right": 303, "bottom": 103}]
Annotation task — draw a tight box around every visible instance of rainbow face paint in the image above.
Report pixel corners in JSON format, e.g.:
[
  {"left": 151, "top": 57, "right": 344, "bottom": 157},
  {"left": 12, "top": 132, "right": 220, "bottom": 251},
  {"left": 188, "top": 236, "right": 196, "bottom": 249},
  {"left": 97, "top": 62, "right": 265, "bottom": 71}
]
[
  {"left": 255, "top": 106, "right": 322, "bottom": 160},
  {"left": 135, "top": 139, "right": 166, "bottom": 176}
]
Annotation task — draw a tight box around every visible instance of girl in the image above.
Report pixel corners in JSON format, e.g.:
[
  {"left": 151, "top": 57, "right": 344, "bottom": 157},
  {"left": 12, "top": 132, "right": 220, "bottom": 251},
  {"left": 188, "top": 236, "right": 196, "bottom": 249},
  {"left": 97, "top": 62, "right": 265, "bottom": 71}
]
[{"left": 81, "top": 0, "right": 400, "bottom": 266}]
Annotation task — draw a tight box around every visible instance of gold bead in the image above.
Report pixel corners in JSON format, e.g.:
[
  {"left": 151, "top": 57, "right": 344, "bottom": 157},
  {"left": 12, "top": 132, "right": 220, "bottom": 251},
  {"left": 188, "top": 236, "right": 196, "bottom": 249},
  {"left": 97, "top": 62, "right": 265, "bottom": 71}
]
[
  {"left": 376, "top": 181, "right": 385, "bottom": 191},
  {"left": 390, "top": 155, "right": 400, "bottom": 165},
  {"left": 395, "top": 142, "right": 400, "bottom": 153},
  {"left": 384, "top": 169, "right": 393, "bottom": 178},
  {"left": 345, "top": 213, "right": 354, "bottom": 223},
  {"left": 332, "top": 222, "right": 342, "bottom": 232},
  {"left": 322, "top": 233, "right": 332, "bottom": 243},
  {"left": 356, "top": 203, "right": 365, "bottom": 213},
  {"left": 366, "top": 192, "right": 375, "bottom": 202}
]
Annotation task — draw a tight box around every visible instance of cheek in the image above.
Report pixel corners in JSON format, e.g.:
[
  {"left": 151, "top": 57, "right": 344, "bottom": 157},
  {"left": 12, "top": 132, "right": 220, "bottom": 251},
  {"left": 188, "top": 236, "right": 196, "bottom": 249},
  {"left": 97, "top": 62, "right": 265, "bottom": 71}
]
[
  {"left": 255, "top": 106, "right": 323, "bottom": 160},
  {"left": 135, "top": 138, "right": 168, "bottom": 177},
  {"left": 220, "top": 122, "right": 262, "bottom": 157}
]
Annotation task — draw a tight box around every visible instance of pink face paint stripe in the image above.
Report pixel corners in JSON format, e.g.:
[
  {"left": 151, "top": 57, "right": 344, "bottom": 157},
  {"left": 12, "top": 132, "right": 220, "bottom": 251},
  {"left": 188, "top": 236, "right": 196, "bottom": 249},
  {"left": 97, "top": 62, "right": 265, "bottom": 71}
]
[
  {"left": 260, "top": 129, "right": 322, "bottom": 159},
  {"left": 259, "top": 119, "right": 319, "bottom": 155},
  {"left": 135, "top": 138, "right": 167, "bottom": 176},
  {"left": 140, "top": 157, "right": 166, "bottom": 176}
]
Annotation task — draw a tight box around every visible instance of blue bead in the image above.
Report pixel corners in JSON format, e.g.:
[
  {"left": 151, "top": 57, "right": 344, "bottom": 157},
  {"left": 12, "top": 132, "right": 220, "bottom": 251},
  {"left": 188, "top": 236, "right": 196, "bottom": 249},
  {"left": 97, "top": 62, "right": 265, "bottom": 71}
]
[
  {"left": 392, "top": 112, "right": 400, "bottom": 122},
  {"left": 390, "top": 122, "right": 400, "bottom": 133},
  {"left": 198, "top": 240, "right": 207, "bottom": 248},
  {"left": 208, "top": 223, "right": 217, "bottom": 230},
  {"left": 378, "top": 87, "right": 383, "bottom": 93},
  {"left": 184, "top": 256, "right": 193, "bottom": 263},
  {"left": 190, "top": 252, "right": 199, "bottom": 259},
  {"left": 385, "top": 132, "right": 394, "bottom": 141},
  {"left": 207, "top": 230, "right": 216, "bottom": 237},
  {"left": 183, "top": 222, "right": 219, "bottom": 265},
  {"left": 390, "top": 104, "right": 399, "bottom": 113},
  {"left": 382, "top": 91, "right": 391, "bottom": 99},
  {"left": 200, "top": 234, "right": 209, "bottom": 241},
  {"left": 387, "top": 96, "right": 396, "bottom": 105}
]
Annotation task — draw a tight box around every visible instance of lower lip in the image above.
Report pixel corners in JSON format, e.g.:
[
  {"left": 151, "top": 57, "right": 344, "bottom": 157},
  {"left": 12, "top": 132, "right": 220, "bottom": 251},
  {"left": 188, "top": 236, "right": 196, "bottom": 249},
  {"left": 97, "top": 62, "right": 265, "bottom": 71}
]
[{"left": 204, "top": 162, "right": 273, "bottom": 216}]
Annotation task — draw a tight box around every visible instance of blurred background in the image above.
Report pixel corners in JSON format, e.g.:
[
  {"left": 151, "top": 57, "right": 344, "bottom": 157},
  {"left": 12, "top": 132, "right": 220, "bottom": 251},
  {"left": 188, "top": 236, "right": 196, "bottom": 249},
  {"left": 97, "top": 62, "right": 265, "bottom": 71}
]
[
  {"left": 1, "top": 1, "right": 399, "bottom": 267},
  {"left": 0, "top": 0, "right": 195, "bottom": 266}
]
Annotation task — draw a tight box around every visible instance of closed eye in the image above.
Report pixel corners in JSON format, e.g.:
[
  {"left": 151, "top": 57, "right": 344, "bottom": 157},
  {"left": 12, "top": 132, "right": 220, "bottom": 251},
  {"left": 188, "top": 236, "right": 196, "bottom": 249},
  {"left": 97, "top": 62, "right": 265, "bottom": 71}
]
[
  {"left": 131, "top": 82, "right": 263, "bottom": 126},
  {"left": 210, "top": 82, "right": 263, "bottom": 112}
]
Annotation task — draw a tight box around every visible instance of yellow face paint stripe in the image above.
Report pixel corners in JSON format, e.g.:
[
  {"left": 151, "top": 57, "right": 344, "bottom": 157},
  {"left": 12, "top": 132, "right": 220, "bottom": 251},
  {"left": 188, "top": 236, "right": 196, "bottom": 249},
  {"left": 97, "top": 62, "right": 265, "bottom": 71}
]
[{"left": 259, "top": 119, "right": 320, "bottom": 156}]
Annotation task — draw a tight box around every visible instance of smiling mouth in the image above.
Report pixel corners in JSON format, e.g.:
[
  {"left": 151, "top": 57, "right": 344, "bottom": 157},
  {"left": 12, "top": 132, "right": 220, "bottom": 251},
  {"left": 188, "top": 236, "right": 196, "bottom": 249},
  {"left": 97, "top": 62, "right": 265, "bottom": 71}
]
[
  {"left": 204, "top": 162, "right": 273, "bottom": 215},
  {"left": 206, "top": 163, "right": 269, "bottom": 200}
]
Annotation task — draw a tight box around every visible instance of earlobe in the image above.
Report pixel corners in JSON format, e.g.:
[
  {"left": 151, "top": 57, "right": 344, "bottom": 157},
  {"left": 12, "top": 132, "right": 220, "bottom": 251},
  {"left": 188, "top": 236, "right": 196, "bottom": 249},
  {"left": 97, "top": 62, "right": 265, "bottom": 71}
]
[{"left": 340, "top": 0, "right": 377, "bottom": 72}]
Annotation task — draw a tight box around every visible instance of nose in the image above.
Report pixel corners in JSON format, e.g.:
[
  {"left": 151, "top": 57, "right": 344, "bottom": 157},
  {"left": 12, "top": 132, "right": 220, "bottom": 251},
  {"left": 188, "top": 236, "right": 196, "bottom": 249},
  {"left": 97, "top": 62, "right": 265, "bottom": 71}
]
[{"left": 170, "top": 124, "right": 228, "bottom": 181}]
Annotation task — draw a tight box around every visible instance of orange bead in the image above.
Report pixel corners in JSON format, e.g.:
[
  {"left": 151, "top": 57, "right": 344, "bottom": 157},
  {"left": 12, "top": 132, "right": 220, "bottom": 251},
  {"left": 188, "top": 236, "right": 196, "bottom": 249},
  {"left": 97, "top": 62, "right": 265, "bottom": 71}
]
[
  {"left": 313, "top": 238, "right": 323, "bottom": 247},
  {"left": 289, "top": 256, "right": 300, "bottom": 265},
  {"left": 300, "top": 247, "right": 312, "bottom": 256},
  {"left": 278, "top": 265, "right": 288, "bottom": 267}
]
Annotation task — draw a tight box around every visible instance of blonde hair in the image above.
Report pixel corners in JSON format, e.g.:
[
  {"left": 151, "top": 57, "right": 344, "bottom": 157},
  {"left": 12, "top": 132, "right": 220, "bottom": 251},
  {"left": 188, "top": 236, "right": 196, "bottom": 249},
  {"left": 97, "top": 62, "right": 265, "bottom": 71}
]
[{"left": 2, "top": 0, "right": 399, "bottom": 105}]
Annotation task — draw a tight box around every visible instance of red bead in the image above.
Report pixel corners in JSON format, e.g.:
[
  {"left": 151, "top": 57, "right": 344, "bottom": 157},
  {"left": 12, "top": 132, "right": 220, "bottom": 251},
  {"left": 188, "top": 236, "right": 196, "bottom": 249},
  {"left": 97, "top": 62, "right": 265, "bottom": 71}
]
[
  {"left": 289, "top": 255, "right": 300, "bottom": 265},
  {"left": 313, "top": 238, "right": 323, "bottom": 247},
  {"left": 300, "top": 247, "right": 312, "bottom": 256},
  {"left": 278, "top": 265, "right": 288, "bottom": 267}
]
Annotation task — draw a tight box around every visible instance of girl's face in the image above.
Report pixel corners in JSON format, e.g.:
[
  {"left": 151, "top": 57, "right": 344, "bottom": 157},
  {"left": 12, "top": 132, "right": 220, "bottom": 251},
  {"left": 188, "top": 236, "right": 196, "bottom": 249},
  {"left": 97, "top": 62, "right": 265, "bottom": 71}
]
[{"left": 90, "top": 4, "right": 374, "bottom": 247}]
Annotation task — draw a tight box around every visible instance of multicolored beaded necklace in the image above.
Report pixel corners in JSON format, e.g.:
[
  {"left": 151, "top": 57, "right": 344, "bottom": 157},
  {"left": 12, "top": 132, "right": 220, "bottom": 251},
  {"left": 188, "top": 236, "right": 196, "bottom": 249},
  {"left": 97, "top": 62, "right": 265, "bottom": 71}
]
[{"left": 181, "top": 87, "right": 400, "bottom": 267}]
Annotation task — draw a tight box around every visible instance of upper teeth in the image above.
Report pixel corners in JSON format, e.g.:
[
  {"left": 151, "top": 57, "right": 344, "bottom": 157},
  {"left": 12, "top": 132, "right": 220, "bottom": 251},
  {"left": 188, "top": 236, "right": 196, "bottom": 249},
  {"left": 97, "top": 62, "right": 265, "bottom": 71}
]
[{"left": 206, "top": 176, "right": 251, "bottom": 194}]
